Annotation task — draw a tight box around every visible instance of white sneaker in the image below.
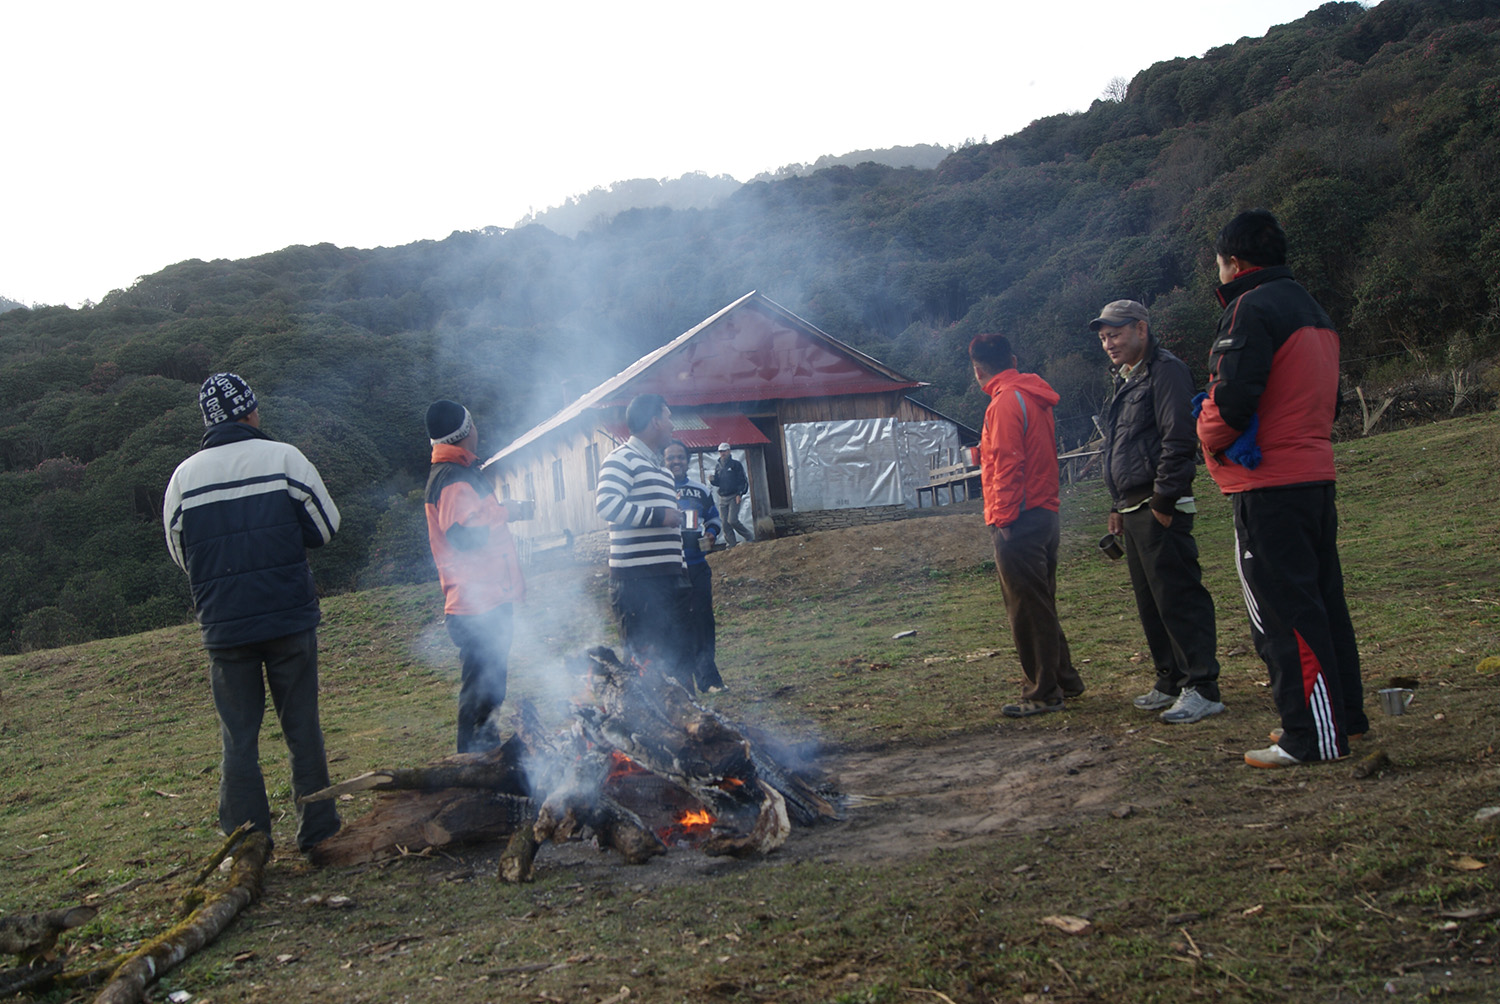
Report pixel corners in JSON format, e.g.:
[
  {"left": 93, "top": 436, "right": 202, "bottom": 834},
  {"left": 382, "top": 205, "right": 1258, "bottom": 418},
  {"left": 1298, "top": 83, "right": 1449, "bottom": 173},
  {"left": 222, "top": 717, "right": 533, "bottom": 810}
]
[
  {"left": 1159, "top": 688, "right": 1225, "bottom": 724},
  {"left": 1244, "top": 743, "right": 1304, "bottom": 768}
]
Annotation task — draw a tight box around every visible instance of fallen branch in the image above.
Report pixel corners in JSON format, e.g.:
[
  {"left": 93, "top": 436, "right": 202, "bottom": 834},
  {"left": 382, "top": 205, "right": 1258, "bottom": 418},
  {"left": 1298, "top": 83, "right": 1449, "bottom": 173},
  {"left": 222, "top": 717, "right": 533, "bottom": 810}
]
[
  {"left": 91, "top": 832, "right": 270, "bottom": 1004},
  {"left": 191, "top": 822, "right": 253, "bottom": 887}
]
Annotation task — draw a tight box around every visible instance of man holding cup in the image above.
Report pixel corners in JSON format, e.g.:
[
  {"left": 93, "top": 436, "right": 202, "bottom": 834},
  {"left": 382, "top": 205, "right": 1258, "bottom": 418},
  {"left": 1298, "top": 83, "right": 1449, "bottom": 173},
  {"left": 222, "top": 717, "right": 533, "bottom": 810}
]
[
  {"left": 424, "top": 400, "right": 527, "bottom": 753},
  {"left": 665, "top": 440, "right": 726, "bottom": 693},
  {"left": 1092, "top": 299, "right": 1223, "bottom": 724}
]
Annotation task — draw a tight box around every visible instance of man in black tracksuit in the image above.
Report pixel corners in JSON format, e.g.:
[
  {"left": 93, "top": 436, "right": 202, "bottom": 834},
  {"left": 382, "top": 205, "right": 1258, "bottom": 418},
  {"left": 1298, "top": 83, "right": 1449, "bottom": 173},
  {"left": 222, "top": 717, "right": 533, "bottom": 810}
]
[
  {"left": 1093, "top": 300, "right": 1222, "bottom": 725},
  {"left": 1198, "top": 209, "right": 1367, "bottom": 768}
]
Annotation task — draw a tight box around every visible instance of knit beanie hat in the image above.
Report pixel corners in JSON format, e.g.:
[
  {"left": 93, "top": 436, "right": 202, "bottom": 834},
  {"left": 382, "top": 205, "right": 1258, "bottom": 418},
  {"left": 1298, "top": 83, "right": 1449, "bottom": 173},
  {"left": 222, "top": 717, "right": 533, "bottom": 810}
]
[
  {"left": 199, "top": 373, "right": 258, "bottom": 426},
  {"left": 426, "top": 400, "right": 474, "bottom": 445}
]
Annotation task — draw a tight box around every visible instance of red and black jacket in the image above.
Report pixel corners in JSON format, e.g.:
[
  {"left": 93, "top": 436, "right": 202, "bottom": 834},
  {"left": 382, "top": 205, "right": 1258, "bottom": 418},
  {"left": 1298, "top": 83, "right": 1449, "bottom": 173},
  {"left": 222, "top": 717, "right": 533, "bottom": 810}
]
[{"left": 1197, "top": 265, "right": 1340, "bottom": 494}]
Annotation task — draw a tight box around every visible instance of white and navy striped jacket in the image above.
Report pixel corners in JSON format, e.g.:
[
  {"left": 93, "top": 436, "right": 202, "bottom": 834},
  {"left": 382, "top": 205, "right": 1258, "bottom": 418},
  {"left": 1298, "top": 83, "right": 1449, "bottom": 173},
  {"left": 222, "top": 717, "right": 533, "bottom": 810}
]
[
  {"left": 164, "top": 422, "right": 340, "bottom": 648},
  {"left": 594, "top": 436, "right": 685, "bottom": 577}
]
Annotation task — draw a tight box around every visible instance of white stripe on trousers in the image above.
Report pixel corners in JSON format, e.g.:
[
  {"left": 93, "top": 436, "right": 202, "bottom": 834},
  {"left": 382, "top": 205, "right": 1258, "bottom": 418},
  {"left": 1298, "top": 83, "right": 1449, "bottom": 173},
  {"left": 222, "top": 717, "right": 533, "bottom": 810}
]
[{"left": 1232, "top": 528, "right": 1263, "bottom": 634}]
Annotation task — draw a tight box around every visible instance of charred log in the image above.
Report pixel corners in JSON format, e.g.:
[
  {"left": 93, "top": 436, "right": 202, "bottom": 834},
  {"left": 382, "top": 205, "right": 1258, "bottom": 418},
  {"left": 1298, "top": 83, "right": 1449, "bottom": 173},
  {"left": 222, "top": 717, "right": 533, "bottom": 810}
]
[
  {"left": 703, "top": 781, "right": 791, "bottom": 858},
  {"left": 0, "top": 958, "right": 63, "bottom": 997},
  {"left": 0, "top": 905, "right": 97, "bottom": 961},
  {"left": 307, "top": 790, "right": 532, "bottom": 867},
  {"left": 301, "top": 736, "right": 529, "bottom": 803},
  {"left": 498, "top": 823, "right": 539, "bottom": 883}
]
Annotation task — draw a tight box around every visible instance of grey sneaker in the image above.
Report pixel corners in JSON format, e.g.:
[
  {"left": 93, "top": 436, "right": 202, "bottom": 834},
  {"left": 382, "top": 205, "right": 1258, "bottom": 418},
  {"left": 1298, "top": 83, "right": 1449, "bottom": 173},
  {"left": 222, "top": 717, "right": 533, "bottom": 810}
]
[
  {"left": 1159, "top": 687, "right": 1226, "bottom": 724},
  {"left": 1132, "top": 688, "right": 1177, "bottom": 711}
]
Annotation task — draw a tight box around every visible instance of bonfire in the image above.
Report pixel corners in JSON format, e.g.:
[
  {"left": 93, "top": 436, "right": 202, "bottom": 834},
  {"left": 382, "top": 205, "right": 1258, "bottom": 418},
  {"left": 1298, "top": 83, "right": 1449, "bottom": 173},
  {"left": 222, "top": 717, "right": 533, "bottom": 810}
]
[{"left": 303, "top": 646, "right": 844, "bottom": 875}]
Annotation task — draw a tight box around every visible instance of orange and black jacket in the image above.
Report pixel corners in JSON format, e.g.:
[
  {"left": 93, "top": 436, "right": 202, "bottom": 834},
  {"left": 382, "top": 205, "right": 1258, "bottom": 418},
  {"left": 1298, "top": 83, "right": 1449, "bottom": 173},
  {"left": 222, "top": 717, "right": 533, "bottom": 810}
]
[
  {"left": 1197, "top": 265, "right": 1339, "bottom": 494},
  {"left": 424, "top": 444, "right": 524, "bottom": 615}
]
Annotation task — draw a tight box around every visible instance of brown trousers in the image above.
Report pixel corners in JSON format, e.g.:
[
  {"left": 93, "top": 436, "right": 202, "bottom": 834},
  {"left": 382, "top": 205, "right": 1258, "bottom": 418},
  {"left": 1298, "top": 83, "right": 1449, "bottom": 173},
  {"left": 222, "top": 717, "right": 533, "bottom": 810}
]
[{"left": 991, "top": 509, "right": 1081, "bottom": 703}]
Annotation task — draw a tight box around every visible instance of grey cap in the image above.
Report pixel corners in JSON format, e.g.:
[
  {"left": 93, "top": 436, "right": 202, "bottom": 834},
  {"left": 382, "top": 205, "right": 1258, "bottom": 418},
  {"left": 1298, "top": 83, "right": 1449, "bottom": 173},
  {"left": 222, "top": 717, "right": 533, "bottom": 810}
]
[{"left": 1089, "top": 299, "right": 1149, "bottom": 331}]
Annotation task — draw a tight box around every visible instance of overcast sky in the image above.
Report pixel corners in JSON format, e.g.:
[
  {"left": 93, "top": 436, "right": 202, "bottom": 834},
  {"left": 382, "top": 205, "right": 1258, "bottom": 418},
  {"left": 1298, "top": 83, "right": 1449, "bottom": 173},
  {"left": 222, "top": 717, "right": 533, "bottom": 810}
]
[{"left": 2, "top": 0, "right": 1351, "bottom": 307}]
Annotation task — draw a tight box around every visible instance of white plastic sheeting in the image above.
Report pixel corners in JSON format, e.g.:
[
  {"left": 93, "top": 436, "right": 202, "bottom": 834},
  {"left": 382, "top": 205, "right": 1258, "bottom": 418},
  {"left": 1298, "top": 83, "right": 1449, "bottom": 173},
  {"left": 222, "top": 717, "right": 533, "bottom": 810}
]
[{"left": 783, "top": 419, "right": 963, "bottom": 511}]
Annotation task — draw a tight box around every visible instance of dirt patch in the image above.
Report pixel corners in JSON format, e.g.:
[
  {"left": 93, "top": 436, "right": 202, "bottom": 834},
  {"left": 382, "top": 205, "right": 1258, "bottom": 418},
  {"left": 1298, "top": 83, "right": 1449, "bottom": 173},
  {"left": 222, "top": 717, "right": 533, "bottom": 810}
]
[
  {"left": 708, "top": 502, "right": 994, "bottom": 597},
  {"left": 795, "top": 729, "right": 1144, "bottom": 864}
]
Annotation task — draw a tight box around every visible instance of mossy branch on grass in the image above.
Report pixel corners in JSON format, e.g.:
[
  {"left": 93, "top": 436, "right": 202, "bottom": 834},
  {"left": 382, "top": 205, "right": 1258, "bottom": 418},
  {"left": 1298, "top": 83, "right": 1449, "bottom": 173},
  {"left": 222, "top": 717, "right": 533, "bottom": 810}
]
[{"left": 89, "top": 832, "right": 270, "bottom": 1004}]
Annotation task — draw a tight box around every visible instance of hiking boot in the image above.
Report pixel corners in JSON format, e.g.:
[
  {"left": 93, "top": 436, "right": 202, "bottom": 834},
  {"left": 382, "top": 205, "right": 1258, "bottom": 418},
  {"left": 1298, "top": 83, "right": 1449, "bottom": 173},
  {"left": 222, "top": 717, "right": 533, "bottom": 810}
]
[
  {"left": 1002, "top": 698, "right": 1064, "bottom": 718},
  {"left": 1159, "top": 688, "right": 1226, "bottom": 724},
  {"left": 1132, "top": 688, "right": 1177, "bottom": 712}
]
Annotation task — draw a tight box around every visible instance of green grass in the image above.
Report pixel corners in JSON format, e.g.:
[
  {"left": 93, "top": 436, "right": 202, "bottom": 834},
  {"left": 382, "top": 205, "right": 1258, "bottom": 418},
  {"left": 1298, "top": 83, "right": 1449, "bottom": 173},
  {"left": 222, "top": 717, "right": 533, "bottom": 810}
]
[{"left": 3, "top": 412, "right": 1500, "bottom": 1002}]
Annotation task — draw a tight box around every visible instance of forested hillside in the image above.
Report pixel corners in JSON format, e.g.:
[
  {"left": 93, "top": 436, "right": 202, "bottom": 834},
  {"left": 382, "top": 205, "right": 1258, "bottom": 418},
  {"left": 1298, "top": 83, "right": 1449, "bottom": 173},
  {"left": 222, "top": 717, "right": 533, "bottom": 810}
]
[{"left": 2, "top": 0, "right": 1497, "bottom": 652}]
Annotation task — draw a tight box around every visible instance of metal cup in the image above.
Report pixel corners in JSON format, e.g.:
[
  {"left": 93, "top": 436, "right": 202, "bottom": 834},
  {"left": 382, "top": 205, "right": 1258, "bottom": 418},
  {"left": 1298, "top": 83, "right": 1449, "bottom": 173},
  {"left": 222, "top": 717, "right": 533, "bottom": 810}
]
[
  {"left": 1098, "top": 533, "right": 1124, "bottom": 560},
  {"left": 1377, "top": 687, "right": 1414, "bottom": 716}
]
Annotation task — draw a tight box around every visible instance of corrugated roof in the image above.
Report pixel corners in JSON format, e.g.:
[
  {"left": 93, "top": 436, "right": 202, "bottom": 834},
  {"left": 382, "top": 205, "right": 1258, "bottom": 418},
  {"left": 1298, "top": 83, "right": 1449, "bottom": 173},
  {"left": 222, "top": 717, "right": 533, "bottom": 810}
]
[
  {"left": 604, "top": 413, "right": 770, "bottom": 452},
  {"left": 485, "top": 291, "right": 927, "bottom": 466}
]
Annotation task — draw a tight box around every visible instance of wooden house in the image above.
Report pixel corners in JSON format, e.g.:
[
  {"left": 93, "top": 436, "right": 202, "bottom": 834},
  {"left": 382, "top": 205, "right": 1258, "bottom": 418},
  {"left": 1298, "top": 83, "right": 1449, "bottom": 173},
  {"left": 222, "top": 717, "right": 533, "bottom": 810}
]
[{"left": 483, "top": 291, "right": 975, "bottom": 554}]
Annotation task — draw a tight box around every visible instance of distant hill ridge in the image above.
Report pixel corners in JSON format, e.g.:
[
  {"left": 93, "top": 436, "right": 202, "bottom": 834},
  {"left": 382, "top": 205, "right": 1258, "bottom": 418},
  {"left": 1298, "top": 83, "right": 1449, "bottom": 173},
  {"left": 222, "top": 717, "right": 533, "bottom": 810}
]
[{"left": 514, "top": 144, "right": 955, "bottom": 237}]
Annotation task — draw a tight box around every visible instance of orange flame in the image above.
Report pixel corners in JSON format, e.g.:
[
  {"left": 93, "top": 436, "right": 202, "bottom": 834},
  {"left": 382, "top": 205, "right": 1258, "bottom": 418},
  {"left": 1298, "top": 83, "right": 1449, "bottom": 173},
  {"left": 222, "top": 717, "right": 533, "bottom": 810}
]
[{"left": 678, "top": 808, "right": 714, "bottom": 827}]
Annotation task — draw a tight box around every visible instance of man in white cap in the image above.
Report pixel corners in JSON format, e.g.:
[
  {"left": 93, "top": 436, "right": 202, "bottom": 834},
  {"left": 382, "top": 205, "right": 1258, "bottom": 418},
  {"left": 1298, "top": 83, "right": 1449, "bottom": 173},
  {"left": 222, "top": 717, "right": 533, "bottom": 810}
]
[
  {"left": 164, "top": 373, "right": 342, "bottom": 855},
  {"left": 709, "top": 442, "right": 753, "bottom": 547}
]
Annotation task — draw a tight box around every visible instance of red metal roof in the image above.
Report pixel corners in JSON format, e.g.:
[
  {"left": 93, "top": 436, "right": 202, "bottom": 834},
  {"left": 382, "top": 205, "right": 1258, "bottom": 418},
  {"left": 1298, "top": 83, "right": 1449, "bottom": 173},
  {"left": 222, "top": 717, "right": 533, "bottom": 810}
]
[
  {"left": 486, "top": 292, "right": 927, "bottom": 466},
  {"left": 604, "top": 413, "right": 770, "bottom": 451},
  {"left": 599, "top": 297, "right": 923, "bottom": 407}
]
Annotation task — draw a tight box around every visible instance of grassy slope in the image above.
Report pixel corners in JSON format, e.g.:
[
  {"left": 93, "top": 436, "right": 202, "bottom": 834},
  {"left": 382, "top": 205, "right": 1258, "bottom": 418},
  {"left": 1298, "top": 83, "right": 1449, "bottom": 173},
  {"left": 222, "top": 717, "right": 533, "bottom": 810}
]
[{"left": 3, "top": 412, "right": 1499, "bottom": 1003}]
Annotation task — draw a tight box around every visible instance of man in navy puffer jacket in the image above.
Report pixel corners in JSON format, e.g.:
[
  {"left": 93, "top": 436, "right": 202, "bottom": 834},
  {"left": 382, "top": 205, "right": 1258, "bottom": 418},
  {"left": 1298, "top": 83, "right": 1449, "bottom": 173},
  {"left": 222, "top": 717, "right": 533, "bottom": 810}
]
[{"left": 164, "top": 373, "right": 341, "bottom": 853}]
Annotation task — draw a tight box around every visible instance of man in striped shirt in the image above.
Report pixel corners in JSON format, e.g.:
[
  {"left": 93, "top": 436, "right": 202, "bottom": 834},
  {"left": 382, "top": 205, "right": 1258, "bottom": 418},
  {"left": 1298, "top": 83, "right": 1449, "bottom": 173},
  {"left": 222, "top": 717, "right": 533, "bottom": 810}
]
[{"left": 594, "top": 394, "right": 691, "bottom": 687}]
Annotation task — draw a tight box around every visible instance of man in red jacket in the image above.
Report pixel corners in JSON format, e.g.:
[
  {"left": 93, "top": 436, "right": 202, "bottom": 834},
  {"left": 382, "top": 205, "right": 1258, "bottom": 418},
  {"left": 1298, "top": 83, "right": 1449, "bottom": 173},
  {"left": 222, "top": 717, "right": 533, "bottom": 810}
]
[
  {"left": 424, "top": 400, "right": 527, "bottom": 753},
  {"left": 1197, "top": 210, "right": 1367, "bottom": 768},
  {"left": 970, "top": 334, "right": 1084, "bottom": 717}
]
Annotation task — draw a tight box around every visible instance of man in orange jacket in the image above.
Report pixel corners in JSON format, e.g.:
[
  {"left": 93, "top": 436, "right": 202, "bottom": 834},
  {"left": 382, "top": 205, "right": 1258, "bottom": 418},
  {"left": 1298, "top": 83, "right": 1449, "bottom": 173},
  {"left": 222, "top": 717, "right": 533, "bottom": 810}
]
[
  {"left": 424, "top": 400, "right": 527, "bottom": 753},
  {"left": 970, "top": 334, "right": 1084, "bottom": 717}
]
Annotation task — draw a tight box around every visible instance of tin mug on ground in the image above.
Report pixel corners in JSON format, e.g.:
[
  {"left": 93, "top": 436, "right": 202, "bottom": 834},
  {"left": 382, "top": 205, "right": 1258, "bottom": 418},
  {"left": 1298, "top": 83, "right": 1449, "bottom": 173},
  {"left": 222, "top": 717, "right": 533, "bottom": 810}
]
[{"left": 1377, "top": 687, "right": 1414, "bottom": 715}]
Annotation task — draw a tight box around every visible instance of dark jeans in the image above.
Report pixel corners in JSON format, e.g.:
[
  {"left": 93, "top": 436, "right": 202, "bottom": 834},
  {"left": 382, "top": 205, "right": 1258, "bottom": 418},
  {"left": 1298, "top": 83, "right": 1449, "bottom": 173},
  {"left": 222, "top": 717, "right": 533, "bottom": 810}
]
[
  {"left": 684, "top": 561, "right": 722, "bottom": 690},
  {"left": 609, "top": 571, "right": 692, "bottom": 690},
  {"left": 991, "top": 509, "right": 1082, "bottom": 703},
  {"left": 1120, "top": 508, "right": 1221, "bottom": 702},
  {"left": 445, "top": 604, "right": 513, "bottom": 753},
  {"left": 208, "top": 628, "right": 340, "bottom": 852},
  {"left": 1232, "top": 485, "right": 1366, "bottom": 761}
]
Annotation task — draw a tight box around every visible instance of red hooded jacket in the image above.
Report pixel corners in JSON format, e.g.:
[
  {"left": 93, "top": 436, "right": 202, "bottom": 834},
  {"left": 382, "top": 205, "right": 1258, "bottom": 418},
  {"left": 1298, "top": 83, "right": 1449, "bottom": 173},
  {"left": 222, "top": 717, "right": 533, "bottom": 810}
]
[{"left": 979, "top": 369, "right": 1061, "bottom": 528}]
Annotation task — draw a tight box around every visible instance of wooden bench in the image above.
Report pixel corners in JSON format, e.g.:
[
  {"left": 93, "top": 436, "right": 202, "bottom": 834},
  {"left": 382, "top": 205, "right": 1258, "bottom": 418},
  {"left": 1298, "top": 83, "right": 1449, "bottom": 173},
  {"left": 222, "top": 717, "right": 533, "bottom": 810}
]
[{"left": 916, "top": 456, "right": 982, "bottom": 508}]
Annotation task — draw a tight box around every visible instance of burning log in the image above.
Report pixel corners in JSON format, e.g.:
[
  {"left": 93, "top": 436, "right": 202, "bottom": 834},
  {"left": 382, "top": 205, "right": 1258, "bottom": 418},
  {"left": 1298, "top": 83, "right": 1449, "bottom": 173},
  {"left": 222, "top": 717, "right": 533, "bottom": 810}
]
[{"left": 310, "top": 645, "right": 842, "bottom": 868}]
